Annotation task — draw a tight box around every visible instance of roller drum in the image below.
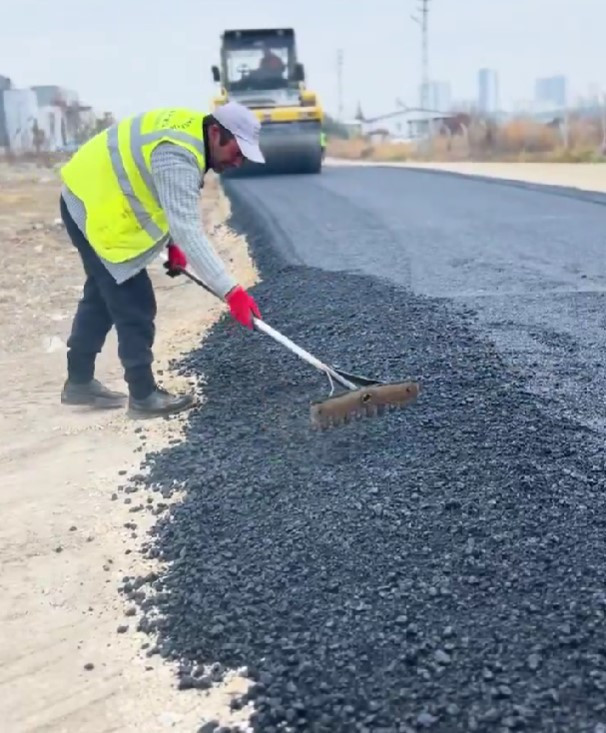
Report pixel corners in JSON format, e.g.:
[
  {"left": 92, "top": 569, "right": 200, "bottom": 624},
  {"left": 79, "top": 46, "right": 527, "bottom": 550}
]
[{"left": 223, "top": 120, "right": 322, "bottom": 177}]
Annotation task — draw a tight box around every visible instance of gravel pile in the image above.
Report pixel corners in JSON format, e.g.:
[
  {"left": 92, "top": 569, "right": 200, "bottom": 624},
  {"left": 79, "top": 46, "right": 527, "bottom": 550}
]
[{"left": 122, "top": 188, "right": 606, "bottom": 733}]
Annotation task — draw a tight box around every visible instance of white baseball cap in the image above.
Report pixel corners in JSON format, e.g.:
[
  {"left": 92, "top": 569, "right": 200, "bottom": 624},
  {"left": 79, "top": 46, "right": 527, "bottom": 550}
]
[{"left": 213, "top": 100, "right": 265, "bottom": 164}]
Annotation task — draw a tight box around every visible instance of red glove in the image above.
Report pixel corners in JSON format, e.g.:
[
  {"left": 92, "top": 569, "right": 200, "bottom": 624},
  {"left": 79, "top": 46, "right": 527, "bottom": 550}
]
[
  {"left": 225, "top": 286, "right": 260, "bottom": 329},
  {"left": 164, "top": 243, "right": 187, "bottom": 277}
]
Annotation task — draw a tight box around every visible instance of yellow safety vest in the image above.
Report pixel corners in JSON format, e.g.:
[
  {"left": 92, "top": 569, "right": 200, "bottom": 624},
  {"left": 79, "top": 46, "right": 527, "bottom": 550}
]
[{"left": 60, "top": 108, "right": 208, "bottom": 263}]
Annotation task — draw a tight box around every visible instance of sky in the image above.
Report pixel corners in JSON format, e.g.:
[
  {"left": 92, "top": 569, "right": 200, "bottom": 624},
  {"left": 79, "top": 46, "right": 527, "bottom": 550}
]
[{"left": 1, "top": 0, "right": 604, "bottom": 120}]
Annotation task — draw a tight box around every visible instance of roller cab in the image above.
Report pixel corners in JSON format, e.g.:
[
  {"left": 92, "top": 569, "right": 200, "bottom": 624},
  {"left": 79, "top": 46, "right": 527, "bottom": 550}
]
[{"left": 211, "top": 27, "right": 324, "bottom": 176}]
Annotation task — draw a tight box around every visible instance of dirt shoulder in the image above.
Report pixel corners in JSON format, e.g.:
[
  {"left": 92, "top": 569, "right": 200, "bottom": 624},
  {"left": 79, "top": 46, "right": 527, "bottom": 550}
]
[
  {"left": 0, "top": 164, "right": 257, "bottom": 732},
  {"left": 326, "top": 156, "right": 606, "bottom": 194}
]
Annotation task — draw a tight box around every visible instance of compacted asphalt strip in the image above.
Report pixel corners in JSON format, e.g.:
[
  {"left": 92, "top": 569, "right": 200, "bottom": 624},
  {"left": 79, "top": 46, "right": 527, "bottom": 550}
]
[
  {"left": 124, "top": 165, "right": 606, "bottom": 733},
  {"left": 225, "top": 164, "right": 606, "bottom": 435}
]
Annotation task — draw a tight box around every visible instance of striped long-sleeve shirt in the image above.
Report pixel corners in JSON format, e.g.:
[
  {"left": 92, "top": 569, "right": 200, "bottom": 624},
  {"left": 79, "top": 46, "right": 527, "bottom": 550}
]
[{"left": 61, "top": 142, "right": 238, "bottom": 298}]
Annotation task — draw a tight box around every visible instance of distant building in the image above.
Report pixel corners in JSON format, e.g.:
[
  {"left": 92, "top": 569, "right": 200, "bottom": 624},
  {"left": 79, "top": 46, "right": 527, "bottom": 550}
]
[
  {"left": 0, "top": 80, "right": 100, "bottom": 154},
  {"left": 360, "top": 109, "right": 424, "bottom": 140},
  {"left": 450, "top": 98, "right": 480, "bottom": 115},
  {"left": 360, "top": 108, "right": 467, "bottom": 142},
  {"left": 534, "top": 75, "right": 567, "bottom": 109},
  {"left": 31, "top": 85, "right": 91, "bottom": 144},
  {"left": 0, "top": 75, "right": 13, "bottom": 148},
  {"left": 37, "top": 104, "right": 68, "bottom": 151},
  {"left": 419, "top": 81, "right": 452, "bottom": 113},
  {"left": 31, "top": 84, "right": 78, "bottom": 106},
  {"left": 3, "top": 88, "right": 39, "bottom": 153},
  {"left": 477, "top": 68, "right": 499, "bottom": 114}
]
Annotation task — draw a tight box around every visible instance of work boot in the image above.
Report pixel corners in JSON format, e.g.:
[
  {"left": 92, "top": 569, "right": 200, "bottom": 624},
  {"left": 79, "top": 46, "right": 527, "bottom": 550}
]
[
  {"left": 61, "top": 378, "right": 127, "bottom": 409},
  {"left": 127, "top": 386, "right": 197, "bottom": 419}
]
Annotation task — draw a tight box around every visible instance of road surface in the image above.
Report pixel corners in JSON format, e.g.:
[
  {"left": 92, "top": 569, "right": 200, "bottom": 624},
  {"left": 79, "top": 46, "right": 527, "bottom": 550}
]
[
  {"left": 131, "top": 164, "right": 606, "bottom": 733},
  {"left": 227, "top": 164, "right": 606, "bottom": 435}
]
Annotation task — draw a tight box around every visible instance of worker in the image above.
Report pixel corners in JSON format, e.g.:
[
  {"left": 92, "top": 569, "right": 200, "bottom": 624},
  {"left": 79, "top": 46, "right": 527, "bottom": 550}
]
[
  {"left": 320, "top": 130, "right": 326, "bottom": 160},
  {"left": 258, "top": 44, "right": 285, "bottom": 76},
  {"left": 58, "top": 101, "right": 264, "bottom": 418}
]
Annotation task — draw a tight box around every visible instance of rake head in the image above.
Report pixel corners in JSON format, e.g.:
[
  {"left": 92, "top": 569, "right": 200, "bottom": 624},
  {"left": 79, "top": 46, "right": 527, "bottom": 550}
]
[{"left": 310, "top": 380, "right": 421, "bottom": 430}]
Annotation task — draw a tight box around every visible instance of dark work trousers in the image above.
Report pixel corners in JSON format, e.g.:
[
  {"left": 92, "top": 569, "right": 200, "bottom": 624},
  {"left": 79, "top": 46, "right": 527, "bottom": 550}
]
[{"left": 60, "top": 195, "right": 157, "bottom": 399}]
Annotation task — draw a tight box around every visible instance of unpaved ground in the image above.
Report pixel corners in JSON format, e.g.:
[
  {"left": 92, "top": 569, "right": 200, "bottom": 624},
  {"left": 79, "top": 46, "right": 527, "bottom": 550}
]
[
  {"left": 326, "top": 157, "right": 606, "bottom": 193},
  {"left": 0, "top": 163, "right": 257, "bottom": 733}
]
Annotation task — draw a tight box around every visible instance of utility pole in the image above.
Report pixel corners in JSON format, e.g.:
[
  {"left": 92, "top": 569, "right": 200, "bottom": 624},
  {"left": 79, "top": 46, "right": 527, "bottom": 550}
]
[
  {"left": 337, "top": 49, "right": 344, "bottom": 121},
  {"left": 411, "top": 0, "right": 430, "bottom": 109},
  {"left": 411, "top": 0, "right": 431, "bottom": 143}
]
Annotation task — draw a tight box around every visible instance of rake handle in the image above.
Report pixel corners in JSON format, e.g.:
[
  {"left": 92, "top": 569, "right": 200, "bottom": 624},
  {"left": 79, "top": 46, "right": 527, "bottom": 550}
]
[
  {"left": 252, "top": 318, "right": 358, "bottom": 391},
  {"left": 167, "top": 259, "right": 358, "bottom": 392}
]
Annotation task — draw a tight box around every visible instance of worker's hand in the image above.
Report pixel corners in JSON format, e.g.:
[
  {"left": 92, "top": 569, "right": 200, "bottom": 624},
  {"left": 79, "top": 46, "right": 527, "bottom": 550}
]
[
  {"left": 225, "top": 286, "right": 260, "bottom": 330},
  {"left": 164, "top": 243, "right": 187, "bottom": 277}
]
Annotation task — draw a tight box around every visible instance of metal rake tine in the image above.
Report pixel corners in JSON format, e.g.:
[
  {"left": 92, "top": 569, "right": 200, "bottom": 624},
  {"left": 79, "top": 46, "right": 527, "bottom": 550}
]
[{"left": 310, "top": 380, "right": 421, "bottom": 430}]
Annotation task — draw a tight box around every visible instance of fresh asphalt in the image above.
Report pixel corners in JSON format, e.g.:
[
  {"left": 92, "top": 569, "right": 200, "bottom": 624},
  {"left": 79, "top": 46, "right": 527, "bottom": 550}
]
[
  {"left": 125, "top": 164, "right": 606, "bottom": 733},
  {"left": 226, "top": 164, "right": 606, "bottom": 435}
]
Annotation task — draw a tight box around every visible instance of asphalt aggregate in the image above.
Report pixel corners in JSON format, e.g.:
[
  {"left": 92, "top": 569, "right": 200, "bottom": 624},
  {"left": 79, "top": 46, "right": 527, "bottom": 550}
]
[{"left": 124, "top": 165, "right": 606, "bottom": 732}]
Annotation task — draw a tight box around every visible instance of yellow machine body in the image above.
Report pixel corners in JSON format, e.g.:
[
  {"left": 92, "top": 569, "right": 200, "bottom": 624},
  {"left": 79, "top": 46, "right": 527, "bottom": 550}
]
[{"left": 211, "top": 28, "right": 324, "bottom": 175}]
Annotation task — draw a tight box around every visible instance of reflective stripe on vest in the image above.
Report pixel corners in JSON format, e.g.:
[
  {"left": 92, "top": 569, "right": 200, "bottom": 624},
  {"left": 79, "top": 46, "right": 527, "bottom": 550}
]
[{"left": 60, "top": 108, "right": 207, "bottom": 263}]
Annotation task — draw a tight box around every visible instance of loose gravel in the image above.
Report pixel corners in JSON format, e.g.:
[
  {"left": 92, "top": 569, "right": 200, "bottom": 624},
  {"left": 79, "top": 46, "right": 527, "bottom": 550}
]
[
  {"left": 223, "top": 166, "right": 606, "bottom": 439},
  {"left": 121, "top": 176, "right": 606, "bottom": 733}
]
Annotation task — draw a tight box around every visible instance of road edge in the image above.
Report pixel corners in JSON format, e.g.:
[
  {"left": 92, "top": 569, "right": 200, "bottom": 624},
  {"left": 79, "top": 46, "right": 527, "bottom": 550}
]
[{"left": 325, "top": 158, "right": 606, "bottom": 206}]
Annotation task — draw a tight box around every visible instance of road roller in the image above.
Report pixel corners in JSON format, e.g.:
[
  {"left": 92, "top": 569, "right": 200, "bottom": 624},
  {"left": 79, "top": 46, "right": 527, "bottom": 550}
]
[{"left": 210, "top": 27, "right": 324, "bottom": 176}]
